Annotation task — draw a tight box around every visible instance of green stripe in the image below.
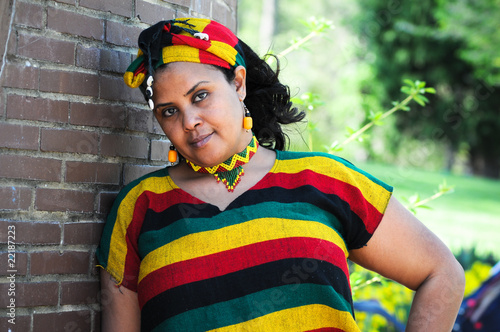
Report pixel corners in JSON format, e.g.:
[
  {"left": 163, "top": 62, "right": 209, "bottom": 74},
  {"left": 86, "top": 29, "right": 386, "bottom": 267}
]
[
  {"left": 126, "top": 54, "right": 146, "bottom": 73},
  {"left": 151, "top": 283, "right": 353, "bottom": 332},
  {"left": 276, "top": 150, "right": 393, "bottom": 192},
  {"left": 138, "top": 201, "right": 344, "bottom": 258},
  {"left": 95, "top": 167, "right": 169, "bottom": 267}
]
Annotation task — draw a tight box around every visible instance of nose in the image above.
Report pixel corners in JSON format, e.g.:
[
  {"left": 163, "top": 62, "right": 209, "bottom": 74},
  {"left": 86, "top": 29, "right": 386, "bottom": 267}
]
[{"left": 182, "top": 107, "right": 202, "bottom": 131}]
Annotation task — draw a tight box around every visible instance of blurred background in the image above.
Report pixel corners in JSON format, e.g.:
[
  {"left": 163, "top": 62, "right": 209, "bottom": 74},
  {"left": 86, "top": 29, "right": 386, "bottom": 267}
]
[{"left": 237, "top": 0, "right": 500, "bottom": 330}]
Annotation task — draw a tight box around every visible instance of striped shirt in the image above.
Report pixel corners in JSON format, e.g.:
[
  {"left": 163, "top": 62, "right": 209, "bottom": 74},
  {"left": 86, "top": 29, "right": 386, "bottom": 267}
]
[{"left": 96, "top": 150, "right": 393, "bottom": 331}]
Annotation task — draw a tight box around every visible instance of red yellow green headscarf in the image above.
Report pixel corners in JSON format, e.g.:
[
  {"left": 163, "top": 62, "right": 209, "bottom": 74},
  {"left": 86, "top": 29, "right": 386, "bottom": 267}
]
[{"left": 124, "top": 18, "right": 246, "bottom": 89}]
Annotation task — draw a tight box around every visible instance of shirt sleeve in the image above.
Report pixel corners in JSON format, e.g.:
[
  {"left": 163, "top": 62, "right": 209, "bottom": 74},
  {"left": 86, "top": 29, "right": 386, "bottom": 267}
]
[
  {"left": 96, "top": 181, "right": 147, "bottom": 292},
  {"left": 329, "top": 156, "right": 393, "bottom": 250}
]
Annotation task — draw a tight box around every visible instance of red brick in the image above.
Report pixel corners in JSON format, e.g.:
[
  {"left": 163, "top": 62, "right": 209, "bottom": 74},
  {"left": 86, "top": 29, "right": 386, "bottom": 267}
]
[
  {"left": 94, "top": 312, "right": 101, "bottom": 332},
  {"left": 33, "top": 311, "right": 91, "bottom": 332},
  {"left": 105, "top": 21, "right": 142, "bottom": 47},
  {"left": 212, "top": 2, "right": 230, "bottom": 28},
  {"left": 151, "top": 139, "right": 171, "bottom": 161},
  {"left": 2, "top": 62, "right": 39, "bottom": 90},
  {"left": 39, "top": 68, "right": 99, "bottom": 97},
  {"left": 0, "top": 154, "right": 62, "bottom": 181},
  {"left": 0, "top": 282, "right": 58, "bottom": 307},
  {"left": 41, "top": 128, "right": 99, "bottom": 154},
  {"left": 61, "top": 280, "right": 100, "bottom": 305},
  {"left": 30, "top": 250, "right": 90, "bottom": 274},
  {"left": 6, "top": 94, "right": 69, "bottom": 123},
  {"left": 0, "top": 122, "right": 39, "bottom": 150},
  {"left": 127, "top": 106, "right": 158, "bottom": 133},
  {"left": 123, "top": 164, "right": 164, "bottom": 185},
  {"left": 47, "top": 7, "right": 104, "bottom": 40},
  {"left": 0, "top": 251, "right": 28, "bottom": 275},
  {"left": 136, "top": 1, "right": 175, "bottom": 24},
  {"left": 98, "top": 191, "right": 118, "bottom": 215},
  {"left": 15, "top": 1, "right": 44, "bottom": 29},
  {"left": 64, "top": 222, "right": 104, "bottom": 245},
  {"left": 70, "top": 102, "right": 126, "bottom": 128},
  {"left": 66, "top": 161, "right": 120, "bottom": 184},
  {"left": 169, "top": 0, "right": 190, "bottom": 6},
  {"left": 76, "top": 44, "right": 132, "bottom": 73},
  {"left": 18, "top": 33, "right": 75, "bottom": 64},
  {"left": 0, "top": 186, "right": 31, "bottom": 210},
  {"left": 0, "top": 220, "right": 61, "bottom": 244},
  {"left": 0, "top": 315, "right": 30, "bottom": 331},
  {"left": 80, "top": 0, "right": 133, "bottom": 17},
  {"left": 100, "top": 133, "right": 149, "bottom": 159},
  {"left": 100, "top": 74, "right": 145, "bottom": 103},
  {"left": 35, "top": 188, "right": 94, "bottom": 212}
]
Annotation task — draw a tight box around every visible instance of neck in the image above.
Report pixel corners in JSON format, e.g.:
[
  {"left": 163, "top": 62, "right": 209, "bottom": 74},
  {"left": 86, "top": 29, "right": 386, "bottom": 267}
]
[{"left": 185, "top": 135, "right": 259, "bottom": 192}]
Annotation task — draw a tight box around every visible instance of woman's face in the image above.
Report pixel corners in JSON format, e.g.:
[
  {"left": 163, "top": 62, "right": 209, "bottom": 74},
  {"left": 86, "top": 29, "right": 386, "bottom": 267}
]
[{"left": 152, "top": 62, "right": 250, "bottom": 167}]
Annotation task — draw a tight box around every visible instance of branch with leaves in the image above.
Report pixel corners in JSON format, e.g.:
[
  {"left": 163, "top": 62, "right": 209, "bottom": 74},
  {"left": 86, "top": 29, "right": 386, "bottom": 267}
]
[
  {"left": 326, "top": 80, "right": 436, "bottom": 153},
  {"left": 266, "top": 17, "right": 334, "bottom": 66}
]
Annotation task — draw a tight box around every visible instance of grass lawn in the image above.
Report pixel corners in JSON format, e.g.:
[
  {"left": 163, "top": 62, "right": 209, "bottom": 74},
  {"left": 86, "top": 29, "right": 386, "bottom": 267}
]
[{"left": 357, "top": 162, "right": 500, "bottom": 259}]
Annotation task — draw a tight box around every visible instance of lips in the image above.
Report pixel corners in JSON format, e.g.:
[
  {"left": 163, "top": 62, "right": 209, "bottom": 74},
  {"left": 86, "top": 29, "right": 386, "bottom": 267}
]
[{"left": 190, "top": 132, "right": 213, "bottom": 148}]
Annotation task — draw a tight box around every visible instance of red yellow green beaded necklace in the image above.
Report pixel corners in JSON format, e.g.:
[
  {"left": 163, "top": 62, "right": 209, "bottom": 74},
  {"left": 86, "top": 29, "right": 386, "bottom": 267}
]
[{"left": 185, "top": 135, "right": 258, "bottom": 192}]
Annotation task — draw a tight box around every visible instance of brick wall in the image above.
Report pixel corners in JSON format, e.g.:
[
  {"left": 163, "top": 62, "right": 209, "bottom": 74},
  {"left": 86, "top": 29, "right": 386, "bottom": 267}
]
[{"left": 0, "top": 0, "right": 237, "bottom": 331}]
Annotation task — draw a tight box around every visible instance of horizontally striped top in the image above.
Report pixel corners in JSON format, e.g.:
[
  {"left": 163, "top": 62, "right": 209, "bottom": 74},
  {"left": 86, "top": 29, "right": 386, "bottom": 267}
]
[{"left": 96, "top": 150, "right": 393, "bottom": 331}]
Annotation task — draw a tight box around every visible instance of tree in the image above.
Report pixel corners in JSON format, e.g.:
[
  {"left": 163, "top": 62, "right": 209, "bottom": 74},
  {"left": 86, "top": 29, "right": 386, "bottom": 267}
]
[{"left": 351, "top": 0, "right": 500, "bottom": 178}]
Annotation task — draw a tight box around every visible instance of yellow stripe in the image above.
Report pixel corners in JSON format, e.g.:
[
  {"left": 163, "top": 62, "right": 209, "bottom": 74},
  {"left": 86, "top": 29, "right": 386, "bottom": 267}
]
[
  {"left": 207, "top": 40, "right": 238, "bottom": 66},
  {"left": 274, "top": 156, "right": 390, "bottom": 214},
  {"left": 107, "top": 176, "right": 176, "bottom": 283},
  {"left": 177, "top": 17, "right": 211, "bottom": 35},
  {"left": 208, "top": 304, "right": 361, "bottom": 332},
  {"left": 162, "top": 45, "right": 201, "bottom": 65},
  {"left": 139, "top": 218, "right": 347, "bottom": 282}
]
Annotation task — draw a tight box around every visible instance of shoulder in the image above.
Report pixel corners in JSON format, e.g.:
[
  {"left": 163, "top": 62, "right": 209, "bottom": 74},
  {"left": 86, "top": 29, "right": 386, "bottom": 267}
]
[
  {"left": 275, "top": 150, "right": 392, "bottom": 192},
  {"left": 112, "top": 167, "right": 170, "bottom": 208}
]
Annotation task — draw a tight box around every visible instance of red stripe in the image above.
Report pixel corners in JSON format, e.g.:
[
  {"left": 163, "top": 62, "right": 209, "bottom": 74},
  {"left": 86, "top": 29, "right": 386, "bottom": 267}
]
[
  {"left": 172, "top": 34, "right": 210, "bottom": 50},
  {"left": 137, "top": 237, "right": 347, "bottom": 308},
  {"left": 145, "top": 188, "right": 205, "bottom": 212},
  {"left": 305, "top": 328, "right": 345, "bottom": 332},
  {"left": 198, "top": 50, "right": 231, "bottom": 68},
  {"left": 255, "top": 171, "right": 383, "bottom": 234},
  {"left": 121, "top": 189, "right": 204, "bottom": 290},
  {"left": 204, "top": 20, "right": 239, "bottom": 46}
]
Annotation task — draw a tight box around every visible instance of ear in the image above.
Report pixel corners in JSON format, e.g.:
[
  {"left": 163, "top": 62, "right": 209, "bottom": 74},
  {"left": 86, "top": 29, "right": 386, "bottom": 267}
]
[{"left": 233, "top": 65, "right": 247, "bottom": 101}]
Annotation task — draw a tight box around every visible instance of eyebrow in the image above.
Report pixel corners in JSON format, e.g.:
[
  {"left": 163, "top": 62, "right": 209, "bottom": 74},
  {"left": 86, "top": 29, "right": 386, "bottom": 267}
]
[{"left": 184, "top": 81, "right": 210, "bottom": 97}]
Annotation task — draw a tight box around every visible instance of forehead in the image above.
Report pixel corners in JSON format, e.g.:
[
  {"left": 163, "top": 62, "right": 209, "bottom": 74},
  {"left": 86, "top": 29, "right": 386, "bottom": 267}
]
[{"left": 153, "top": 62, "right": 225, "bottom": 86}]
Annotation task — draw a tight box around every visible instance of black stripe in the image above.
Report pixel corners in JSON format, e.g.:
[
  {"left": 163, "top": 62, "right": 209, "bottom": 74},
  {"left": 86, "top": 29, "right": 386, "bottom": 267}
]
[
  {"left": 141, "top": 258, "right": 352, "bottom": 331},
  {"left": 139, "top": 186, "right": 371, "bottom": 248}
]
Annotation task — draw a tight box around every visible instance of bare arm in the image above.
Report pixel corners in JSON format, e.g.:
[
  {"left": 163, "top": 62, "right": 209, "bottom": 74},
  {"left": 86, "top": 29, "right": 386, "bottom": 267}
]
[
  {"left": 100, "top": 269, "right": 141, "bottom": 332},
  {"left": 349, "top": 196, "right": 465, "bottom": 331}
]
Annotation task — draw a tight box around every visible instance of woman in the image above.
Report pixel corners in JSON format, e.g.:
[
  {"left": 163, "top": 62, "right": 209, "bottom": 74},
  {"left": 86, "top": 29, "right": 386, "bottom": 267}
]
[{"left": 97, "top": 18, "right": 465, "bottom": 331}]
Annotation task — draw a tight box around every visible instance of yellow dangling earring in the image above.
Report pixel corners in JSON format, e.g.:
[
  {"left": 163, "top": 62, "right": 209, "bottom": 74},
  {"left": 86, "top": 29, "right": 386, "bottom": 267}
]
[
  {"left": 168, "top": 144, "right": 178, "bottom": 163},
  {"left": 243, "top": 103, "right": 253, "bottom": 131}
]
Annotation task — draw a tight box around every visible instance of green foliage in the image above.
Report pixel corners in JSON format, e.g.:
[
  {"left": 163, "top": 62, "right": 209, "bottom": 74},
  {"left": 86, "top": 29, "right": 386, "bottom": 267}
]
[
  {"left": 352, "top": 0, "right": 500, "bottom": 178},
  {"left": 352, "top": 260, "right": 495, "bottom": 329},
  {"left": 435, "top": 0, "right": 500, "bottom": 86},
  {"left": 327, "top": 79, "right": 435, "bottom": 153},
  {"left": 268, "top": 17, "right": 334, "bottom": 63},
  {"left": 291, "top": 92, "right": 325, "bottom": 151},
  {"left": 401, "top": 180, "right": 454, "bottom": 215},
  {"left": 351, "top": 264, "right": 413, "bottom": 331}
]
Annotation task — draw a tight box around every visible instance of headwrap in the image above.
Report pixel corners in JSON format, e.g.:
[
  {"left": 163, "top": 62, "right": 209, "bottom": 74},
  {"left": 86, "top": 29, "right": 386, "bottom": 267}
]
[{"left": 124, "top": 18, "right": 246, "bottom": 108}]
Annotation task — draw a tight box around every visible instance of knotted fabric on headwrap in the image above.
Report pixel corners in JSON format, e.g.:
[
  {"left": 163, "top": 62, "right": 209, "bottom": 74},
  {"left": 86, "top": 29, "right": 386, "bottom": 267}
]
[{"left": 124, "top": 18, "right": 246, "bottom": 89}]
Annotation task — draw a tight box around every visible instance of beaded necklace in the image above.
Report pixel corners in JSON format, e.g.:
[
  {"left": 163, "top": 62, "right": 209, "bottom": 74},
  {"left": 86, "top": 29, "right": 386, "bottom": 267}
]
[{"left": 185, "top": 135, "right": 258, "bottom": 192}]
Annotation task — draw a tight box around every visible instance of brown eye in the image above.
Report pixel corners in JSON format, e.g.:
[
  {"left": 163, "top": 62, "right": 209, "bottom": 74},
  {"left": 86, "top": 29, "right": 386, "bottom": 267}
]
[
  {"left": 194, "top": 92, "right": 208, "bottom": 103},
  {"left": 160, "top": 107, "right": 177, "bottom": 117}
]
